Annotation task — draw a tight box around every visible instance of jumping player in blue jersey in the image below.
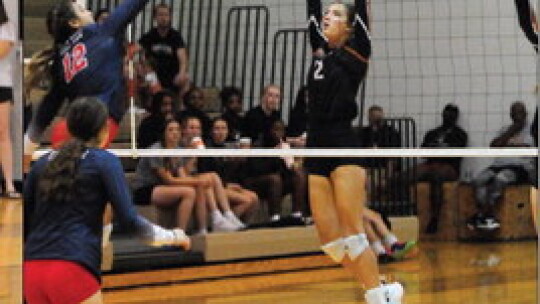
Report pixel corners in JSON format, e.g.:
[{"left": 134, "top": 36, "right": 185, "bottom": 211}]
[
  {"left": 305, "top": 1, "right": 403, "bottom": 303},
  {"left": 24, "top": 97, "right": 190, "bottom": 304},
  {"left": 24, "top": 0, "right": 149, "bottom": 157}
]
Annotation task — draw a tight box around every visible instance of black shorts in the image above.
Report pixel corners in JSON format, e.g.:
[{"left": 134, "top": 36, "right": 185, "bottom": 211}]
[
  {"left": 0, "top": 87, "right": 13, "bottom": 103},
  {"left": 305, "top": 128, "right": 367, "bottom": 177},
  {"left": 133, "top": 186, "right": 155, "bottom": 206}
]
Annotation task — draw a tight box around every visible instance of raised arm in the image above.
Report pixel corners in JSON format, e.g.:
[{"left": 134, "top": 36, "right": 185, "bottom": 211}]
[
  {"left": 307, "top": 0, "right": 327, "bottom": 52},
  {"left": 515, "top": 0, "right": 538, "bottom": 51},
  {"left": 101, "top": 0, "right": 150, "bottom": 36},
  {"left": 348, "top": 0, "right": 372, "bottom": 60}
]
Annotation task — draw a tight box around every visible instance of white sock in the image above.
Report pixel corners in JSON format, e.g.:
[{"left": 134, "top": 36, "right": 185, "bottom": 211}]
[
  {"left": 383, "top": 233, "right": 398, "bottom": 247},
  {"left": 291, "top": 211, "right": 303, "bottom": 218},
  {"left": 371, "top": 240, "right": 386, "bottom": 255},
  {"left": 211, "top": 210, "right": 224, "bottom": 222},
  {"left": 270, "top": 214, "right": 280, "bottom": 222}
]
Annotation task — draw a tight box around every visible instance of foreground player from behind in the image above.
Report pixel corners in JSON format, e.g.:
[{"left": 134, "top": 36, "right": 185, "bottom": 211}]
[
  {"left": 24, "top": 98, "right": 190, "bottom": 304},
  {"left": 305, "top": 0, "right": 403, "bottom": 303}
]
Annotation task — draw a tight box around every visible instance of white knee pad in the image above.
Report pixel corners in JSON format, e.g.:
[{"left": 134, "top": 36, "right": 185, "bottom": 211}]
[
  {"left": 321, "top": 238, "right": 347, "bottom": 263},
  {"left": 344, "top": 233, "right": 369, "bottom": 261}
]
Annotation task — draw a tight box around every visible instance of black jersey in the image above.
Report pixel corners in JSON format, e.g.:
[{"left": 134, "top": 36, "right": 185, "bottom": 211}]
[
  {"left": 515, "top": 0, "right": 538, "bottom": 52},
  {"left": 306, "top": 0, "right": 371, "bottom": 136}
]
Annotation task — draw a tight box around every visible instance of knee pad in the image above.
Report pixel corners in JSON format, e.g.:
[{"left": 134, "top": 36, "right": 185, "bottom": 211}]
[
  {"left": 321, "top": 238, "right": 347, "bottom": 263},
  {"left": 344, "top": 233, "right": 369, "bottom": 261}
]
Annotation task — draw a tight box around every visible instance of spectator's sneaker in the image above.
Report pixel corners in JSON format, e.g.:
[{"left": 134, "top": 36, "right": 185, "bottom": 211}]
[
  {"left": 149, "top": 227, "right": 191, "bottom": 250},
  {"left": 225, "top": 211, "right": 246, "bottom": 230},
  {"left": 365, "top": 282, "right": 404, "bottom": 304},
  {"left": 212, "top": 216, "right": 239, "bottom": 232},
  {"left": 466, "top": 213, "right": 485, "bottom": 230},
  {"left": 390, "top": 241, "right": 417, "bottom": 260},
  {"left": 378, "top": 253, "right": 395, "bottom": 264},
  {"left": 476, "top": 216, "right": 500, "bottom": 231}
]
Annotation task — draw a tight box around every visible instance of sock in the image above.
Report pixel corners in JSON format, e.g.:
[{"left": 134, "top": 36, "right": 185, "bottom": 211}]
[
  {"left": 291, "top": 211, "right": 303, "bottom": 218},
  {"left": 383, "top": 233, "right": 398, "bottom": 247},
  {"left": 371, "top": 240, "right": 386, "bottom": 255}
]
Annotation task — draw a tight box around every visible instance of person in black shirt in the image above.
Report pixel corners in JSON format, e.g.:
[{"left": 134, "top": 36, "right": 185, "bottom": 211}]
[
  {"left": 177, "top": 87, "right": 212, "bottom": 138},
  {"left": 305, "top": 0, "right": 403, "bottom": 303},
  {"left": 137, "top": 90, "right": 176, "bottom": 148},
  {"left": 139, "top": 3, "right": 189, "bottom": 95},
  {"left": 220, "top": 86, "right": 245, "bottom": 141},
  {"left": 242, "top": 84, "right": 281, "bottom": 146},
  {"left": 417, "top": 103, "right": 467, "bottom": 233}
]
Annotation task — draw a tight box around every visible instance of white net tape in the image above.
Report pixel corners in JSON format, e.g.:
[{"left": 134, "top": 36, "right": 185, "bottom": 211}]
[{"left": 33, "top": 147, "right": 538, "bottom": 159}]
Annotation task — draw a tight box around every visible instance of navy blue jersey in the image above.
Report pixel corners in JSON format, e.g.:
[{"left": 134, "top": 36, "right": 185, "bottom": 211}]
[
  {"left": 306, "top": 0, "right": 371, "bottom": 137},
  {"left": 24, "top": 148, "right": 154, "bottom": 281},
  {"left": 29, "top": 0, "right": 149, "bottom": 141}
]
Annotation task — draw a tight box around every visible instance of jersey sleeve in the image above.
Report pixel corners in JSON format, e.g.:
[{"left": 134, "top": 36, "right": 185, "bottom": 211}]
[
  {"left": 347, "top": 0, "right": 371, "bottom": 60},
  {"left": 100, "top": 0, "right": 150, "bottom": 36},
  {"left": 515, "top": 0, "right": 538, "bottom": 51},
  {"left": 307, "top": 0, "right": 327, "bottom": 51}
]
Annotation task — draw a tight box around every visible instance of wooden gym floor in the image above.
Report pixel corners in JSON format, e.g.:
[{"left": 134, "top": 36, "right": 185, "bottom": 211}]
[
  {"left": 0, "top": 198, "right": 22, "bottom": 304},
  {"left": 1, "top": 197, "right": 537, "bottom": 304}
]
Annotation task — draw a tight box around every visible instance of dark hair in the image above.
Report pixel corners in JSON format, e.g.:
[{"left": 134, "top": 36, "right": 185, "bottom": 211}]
[
  {"left": 211, "top": 117, "right": 228, "bottom": 128},
  {"left": 150, "top": 90, "right": 176, "bottom": 116},
  {"left": 368, "top": 105, "right": 383, "bottom": 113},
  {"left": 160, "top": 118, "right": 180, "bottom": 146},
  {"left": 94, "top": 8, "right": 109, "bottom": 22},
  {"left": 183, "top": 87, "right": 203, "bottom": 110},
  {"left": 153, "top": 3, "right": 170, "bottom": 16},
  {"left": 0, "top": 0, "right": 8, "bottom": 25},
  {"left": 37, "top": 97, "right": 108, "bottom": 204},
  {"left": 443, "top": 103, "right": 459, "bottom": 114},
  {"left": 220, "top": 86, "right": 242, "bottom": 108},
  {"left": 47, "top": 0, "right": 78, "bottom": 45}
]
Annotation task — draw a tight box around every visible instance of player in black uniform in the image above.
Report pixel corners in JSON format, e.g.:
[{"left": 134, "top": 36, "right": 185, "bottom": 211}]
[{"left": 305, "top": 1, "right": 403, "bottom": 303}]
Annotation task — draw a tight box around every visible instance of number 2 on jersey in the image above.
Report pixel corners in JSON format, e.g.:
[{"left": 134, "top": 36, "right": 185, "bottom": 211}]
[
  {"left": 314, "top": 60, "right": 324, "bottom": 80},
  {"left": 63, "top": 43, "right": 89, "bottom": 83}
]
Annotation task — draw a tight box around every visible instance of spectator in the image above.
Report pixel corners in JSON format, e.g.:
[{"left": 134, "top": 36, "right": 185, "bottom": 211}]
[
  {"left": 137, "top": 90, "right": 176, "bottom": 148},
  {"left": 131, "top": 119, "right": 199, "bottom": 232},
  {"left": 139, "top": 3, "right": 189, "bottom": 96},
  {"left": 359, "top": 105, "right": 401, "bottom": 201},
  {"left": 0, "top": 4, "right": 19, "bottom": 198},
  {"left": 468, "top": 101, "right": 536, "bottom": 231},
  {"left": 242, "top": 84, "right": 281, "bottom": 145},
  {"left": 220, "top": 86, "right": 244, "bottom": 141},
  {"left": 180, "top": 115, "right": 246, "bottom": 232},
  {"left": 200, "top": 118, "right": 259, "bottom": 222},
  {"left": 177, "top": 86, "right": 211, "bottom": 138},
  {"left": 417, "top": 103, "right": 468, "bottom": 233},
  {"left": 263, "top": 119, "right": 309, "bottom": 220}
]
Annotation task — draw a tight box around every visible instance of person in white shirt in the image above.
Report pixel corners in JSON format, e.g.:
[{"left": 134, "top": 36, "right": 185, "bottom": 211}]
[{"left": 0, "top": 1, "right": 19, "bottom": 198}]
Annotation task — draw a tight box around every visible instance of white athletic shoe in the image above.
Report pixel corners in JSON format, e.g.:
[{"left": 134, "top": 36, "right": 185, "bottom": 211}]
[
  {"left": 225, "top": 211, "right": 246, "bottom": 229},
  {"left": 149, "top": 226, "right": 191, "bottom": 250},
  {"left": 365, "top": 282, "right": 404, "bottom": 304},
  {"left": 212, "top": 216, "right": 239, "bottom": 232}
]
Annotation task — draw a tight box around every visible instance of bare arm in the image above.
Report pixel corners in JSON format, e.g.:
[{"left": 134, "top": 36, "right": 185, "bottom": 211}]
[{"left": 0, "top": 40, "right": 13, "bottom": 59}]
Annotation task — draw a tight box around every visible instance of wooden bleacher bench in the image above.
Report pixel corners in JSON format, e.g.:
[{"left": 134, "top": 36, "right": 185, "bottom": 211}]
[{"left": 458, "top": 184, "right": 536, "bottom": 241}]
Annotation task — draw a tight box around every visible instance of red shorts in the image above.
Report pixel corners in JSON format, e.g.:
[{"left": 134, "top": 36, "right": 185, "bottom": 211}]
[
  {"left": 50, "top": 118, "right": 119, "bottom": 149},
  {"left": 24, "top": 260, "right": 100, "bottom": 304}
]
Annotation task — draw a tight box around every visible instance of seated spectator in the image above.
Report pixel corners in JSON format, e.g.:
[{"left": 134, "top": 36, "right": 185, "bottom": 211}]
[
  {"left": 363, "top": 208, "right": 417, "bottom": 263},
  {"left": 131, "top": 119, "right": 200, "bottom": 233},
  {"left": 199, "top": 118, "right": 259, "bottom": 222},
  {"left": 359, "top": 105, "right": 401, "bottom": 201},
  {"left": 468, "top": 101, "right": 536, "bottom": 231},
  {"left": 180, "top": 115, "right": 246, "bottom": 231},
  {"left": 242, "top": 84, "right": 281, "bottom": 146},
  {"left": 137, "top": 90, "right": 176, "bottom": 148},
  {"left": 139, "top": 3, "right": 190, "bottom": 96},
  {"left": 417, "top": 103, "right": 467, "bottom": 233},
  {"left": 263, "top": 119, "right": 309, "bottom": 220},
  {"left": 177, "top": 87, "right": 212, "bottom": 138},
  {"left": 220, "top": 86, "right": 244, "bottom": 141}
]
